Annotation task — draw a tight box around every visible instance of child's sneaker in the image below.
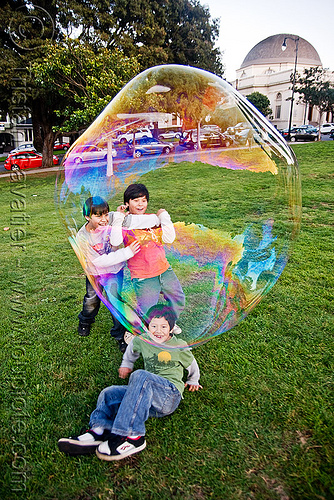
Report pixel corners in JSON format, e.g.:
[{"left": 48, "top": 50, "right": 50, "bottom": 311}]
[
  {"left": 96, "top": 435, "right": 146, "bottom": 461},
  {"left": 78, "top": 322, "right": 91, "bottom": 336},
  {"left": 57, "top": 429, "right": 113, "bottom": 455},
  {"left": 172, "top": 324, "right": 182, "bottom": 335}
]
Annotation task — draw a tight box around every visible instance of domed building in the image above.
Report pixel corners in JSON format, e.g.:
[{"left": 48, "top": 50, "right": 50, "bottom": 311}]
[{"left": 234, "top": 33, "right": 331, "bottom": 129}]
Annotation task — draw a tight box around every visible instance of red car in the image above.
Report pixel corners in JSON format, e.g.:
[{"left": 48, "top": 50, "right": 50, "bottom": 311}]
[
  {"left": 54, "top": 141, "right": 70, "bottom": 151},
  {"left": 4, "top": 152, "right": 59, "bottom": 171}
]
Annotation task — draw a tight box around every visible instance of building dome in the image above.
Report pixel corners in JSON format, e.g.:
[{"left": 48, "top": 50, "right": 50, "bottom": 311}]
[{"left": 240, "top": 34, "right": 322, "bottom": 68}]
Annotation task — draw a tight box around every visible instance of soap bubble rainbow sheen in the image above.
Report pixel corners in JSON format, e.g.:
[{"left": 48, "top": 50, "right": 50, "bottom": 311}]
[{"left": 56, "top": 65, "right": 301, "bottom": 348}]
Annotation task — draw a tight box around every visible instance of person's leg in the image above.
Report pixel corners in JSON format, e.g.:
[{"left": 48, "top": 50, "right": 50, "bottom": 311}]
[
  {"left": 103, "top": 270, "right": 126, "bottom": 342},
  {"left": 96, "top": 370, "right": 181, "bottom": 461},
  {"left": 159, "top": 267, "right": 185, "bottom": 319},
  {"left": 78, "top": 277, "right": 101, "bottom": 335},
  {"left": 111, "top": 369, "right": 181, "bottom": 437},
  {"left": 89, "top": 385, "right": 128, "bottom": 430},
  {"left": 57, "top": 385, "right": 127, "bottom": 455},
  {"left": 132, "top": 276, "right": 162, "bottom": 316}
]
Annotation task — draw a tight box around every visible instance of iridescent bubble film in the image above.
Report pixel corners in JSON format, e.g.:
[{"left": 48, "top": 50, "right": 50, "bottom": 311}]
[{"left": 56, "top": 65, "right": 301, "bottom": 348}]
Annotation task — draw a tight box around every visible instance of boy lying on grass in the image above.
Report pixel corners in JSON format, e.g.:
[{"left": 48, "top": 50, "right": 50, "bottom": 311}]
[{"left": 58, "top": 305, "right": 202, "bottom": 461}]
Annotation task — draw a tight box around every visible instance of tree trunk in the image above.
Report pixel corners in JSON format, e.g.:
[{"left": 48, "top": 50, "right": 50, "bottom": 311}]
[
  {"left": 31, "top": 98, "right": 56, "bottom": 168},
  {"left": 31, "top": 102, "right": 44, "bottom": 152},
  {"left": 42, "top": 124, "right": 55, "bottom": 168}
]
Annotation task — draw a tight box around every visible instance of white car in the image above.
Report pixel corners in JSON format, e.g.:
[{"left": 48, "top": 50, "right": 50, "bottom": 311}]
[
  {"left": 9, "top": 143, "right": 36, "bottom": 155},
  {"left": 320, "top": 123, "right": 334, "bottom": 134},
  {"left": 117, "top": 128, "right": 153, "bottom": 144},
  {"left": 69, "top": 144, "right": 117, "bottom": 164},
  {"left": 158, "top": 130, "right": 182, "bottom": 140}
]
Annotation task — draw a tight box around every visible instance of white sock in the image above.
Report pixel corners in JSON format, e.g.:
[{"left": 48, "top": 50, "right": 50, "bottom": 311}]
[
  {"left": 91, "top": 426, "right": 105, "bottom": 435},
  {"left": 78, "top": 426, "right": 104, "bottom": 441}
]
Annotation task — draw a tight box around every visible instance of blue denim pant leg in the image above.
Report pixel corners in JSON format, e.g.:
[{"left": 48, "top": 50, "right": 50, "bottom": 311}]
[
  {"left": 159, "top": 267, "right": 185, "bottom": 319},
  {"left": 132, "top": 267, "right": 185, "bottom": 319},
  {"left": 101, "top": 271, "right": 126, "bottom": 341},
  {"left": 79, "top": 272, "right": 126, "bottom": 340},
  {"left": 78, "top": 277, "right": 101, "bottom": 325},
  {"left": 89, "top": 385, "right": 127, "bottom": 431},
  {"left": 111, "top": 369, "right": 182, "bottom": 437}
]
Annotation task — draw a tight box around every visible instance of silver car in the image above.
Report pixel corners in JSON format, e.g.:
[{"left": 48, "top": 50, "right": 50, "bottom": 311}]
[{"left": 126, "top": 137, "right": 174, "bottom": 157}]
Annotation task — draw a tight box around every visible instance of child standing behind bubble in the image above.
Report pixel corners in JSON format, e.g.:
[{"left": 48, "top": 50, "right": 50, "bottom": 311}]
[
  {"left": 112, "top": 183, "right": 185, "bottom": 334},
  {"left": 76, "top": 196, "right": 141, "bottom": 352}
]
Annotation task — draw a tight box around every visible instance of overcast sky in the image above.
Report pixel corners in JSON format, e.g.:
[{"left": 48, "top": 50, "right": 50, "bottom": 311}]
[{"left": 202, "top": 0, "right": 334, "bottom": 81}]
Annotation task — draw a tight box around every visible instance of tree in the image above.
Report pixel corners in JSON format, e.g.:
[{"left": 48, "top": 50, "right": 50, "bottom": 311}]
[
  {"left": 0, "top": 0, "right": 223, "bottom": 166},
  {"left": 32, "top": 39, "right": 140, "bottom": 133},
  {"left": 0, "top": 2, "right": 139, "bottom": 166},
  {"left": 246, "top": 92, "right": 272, "bottom": 117},
  {"left": 58, "top": 0, "right": 223, "bottom": 76},
  {"left": 294, "top": 66, "right": 334, "bottom": 138}
]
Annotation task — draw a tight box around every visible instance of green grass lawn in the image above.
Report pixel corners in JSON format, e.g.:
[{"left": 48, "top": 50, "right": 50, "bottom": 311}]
[{"left": 0, "top": 142, "right": 333, "bottom": 499}]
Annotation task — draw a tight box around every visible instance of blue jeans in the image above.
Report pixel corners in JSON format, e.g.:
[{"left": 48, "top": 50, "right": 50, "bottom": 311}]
[
  {"left": 78, "top": 272, "right": 125, "bottom": 340},
  {"left": 89, "top": 369, "right": 182, "bottom": 437},
  {"left": 132, "top": 267, "right": 185, "bottom": 318}
]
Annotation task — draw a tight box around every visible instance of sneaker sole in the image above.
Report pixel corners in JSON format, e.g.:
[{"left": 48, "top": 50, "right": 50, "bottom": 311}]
[
  {"left": 58, "top": 438, "right": 101, "bottom": 456},
  {"left": 96, "top": 441, "right": 146, "bottom": 461}
]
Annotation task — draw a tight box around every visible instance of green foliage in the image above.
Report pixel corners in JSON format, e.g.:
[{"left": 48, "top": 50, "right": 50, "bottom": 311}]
[
  {"left": 246, "top": 92, "right": 272, "bottom": 117},
  {"left": 295, "top": 67, "right": 334, "bottom": 124},
  {"left": 0, "top": 0, "right": 223, "bottom": 166},
  {"left": 0, "top": 142, "right": 333, "bottom": 499},
  {"left": 32, "top": 39, "right": 140, "bottom": 132},
  {"left": 62, "top": 0, "right": 223, "bottom": 75}
]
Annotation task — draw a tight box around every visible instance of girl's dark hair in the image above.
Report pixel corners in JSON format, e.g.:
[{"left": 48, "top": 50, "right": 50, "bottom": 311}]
[
  {"left": 83, "top": 196, "right": 109, "bottom": 217},
  {"left": 124, "top": 183, "right": 149, "bottom": 204},
  {"left": 145, "top": 304, "right": 176, "bottom": 332}
]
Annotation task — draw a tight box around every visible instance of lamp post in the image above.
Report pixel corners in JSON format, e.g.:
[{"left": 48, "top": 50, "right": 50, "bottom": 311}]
[{"left": 282, "top": 35, "right": 299, "bottom": 141}]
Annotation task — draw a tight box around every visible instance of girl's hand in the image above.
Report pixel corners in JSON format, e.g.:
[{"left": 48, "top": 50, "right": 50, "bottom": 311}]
[{"left": 129, "top": 240, "right": 141, "bottom": 255}]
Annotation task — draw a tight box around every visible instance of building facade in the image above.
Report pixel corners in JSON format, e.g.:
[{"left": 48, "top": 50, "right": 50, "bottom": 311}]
[{"left": 233, "top": 33, "right": 334, "bottom": 130}]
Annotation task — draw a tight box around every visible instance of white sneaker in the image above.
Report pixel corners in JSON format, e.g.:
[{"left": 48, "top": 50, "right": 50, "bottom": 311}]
[
  {"left": 124, "top": 331, "right": 136, "bottom": 344},
  {"left": 172, "top": 324, "right": 182, "bottom": 335},
  {"left": 57, "top": 428, "right": 112, "bottom": 455}
]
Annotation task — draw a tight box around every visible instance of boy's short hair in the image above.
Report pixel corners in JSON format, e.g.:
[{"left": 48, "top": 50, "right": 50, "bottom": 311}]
[
  {"left": 83, "top": 196, "right": 109, "bottom": 217},
  {"left": 124, "top": 183, "right": 149, "bottom": 204},
  {"left": 146, "top": 304, "right": 176, "bottom": 332}
]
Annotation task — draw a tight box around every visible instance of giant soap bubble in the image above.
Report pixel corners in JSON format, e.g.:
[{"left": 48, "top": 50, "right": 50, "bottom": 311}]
[{"left": 56, "top": 65, "right": 301, "bottom": 348}]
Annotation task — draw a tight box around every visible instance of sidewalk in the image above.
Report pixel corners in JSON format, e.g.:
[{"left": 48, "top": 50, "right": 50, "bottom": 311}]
[{"left": 0, "top": 165, "right": 60, "bottom": 178}]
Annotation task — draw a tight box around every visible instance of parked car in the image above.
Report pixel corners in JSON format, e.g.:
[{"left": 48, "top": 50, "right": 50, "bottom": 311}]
[
  {"left": 54, "top": 141, "right": 70, "bottom": 151},
  {"left": 68, "top": 144, "right": 116, "bottom": 164},
  {"left": 201, "top": 124, "right": 221, "bottom": 133},
  {"left": 126, "top": 137, "right": 174, "bottom": 157},
  {"left": 117, "top": 128, "right": 153, "bottom": 144},
  {"left": 179, "top": 129, "right": 233, "bottom": 149},
  {"left": 158, "top": 130, "right": 182, "bottom": 140},
  {"left": 9, "top": 143, "right": 36, "bottom": 155},
  {"left": 4, "top": 152, "right": 59, "bottom": 171},
  {"left": 320, "top": 123, "right": 334, "bottom": 134},
  {"left": 283, "top": 127, "right": 318, "bottom": 142}
]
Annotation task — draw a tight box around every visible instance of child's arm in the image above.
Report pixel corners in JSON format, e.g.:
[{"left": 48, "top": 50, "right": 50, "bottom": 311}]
[
  {"left": 156, "top": 209, "right": 176, "bottom": 244},
  {"left": 110, "top": 210, "right": 161, "bottom": 246},
  {"left": 109, "top": 211, "right": 126, "bottom": 247},
  {"left": 91, "top": 241, "right": 140, "bottom": 273},
  {"left": 118, "top": 339, "right": 141, "bottom": 378},
  {"left": 184, "top": 358, "right": 202, "bottom": 392}
]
